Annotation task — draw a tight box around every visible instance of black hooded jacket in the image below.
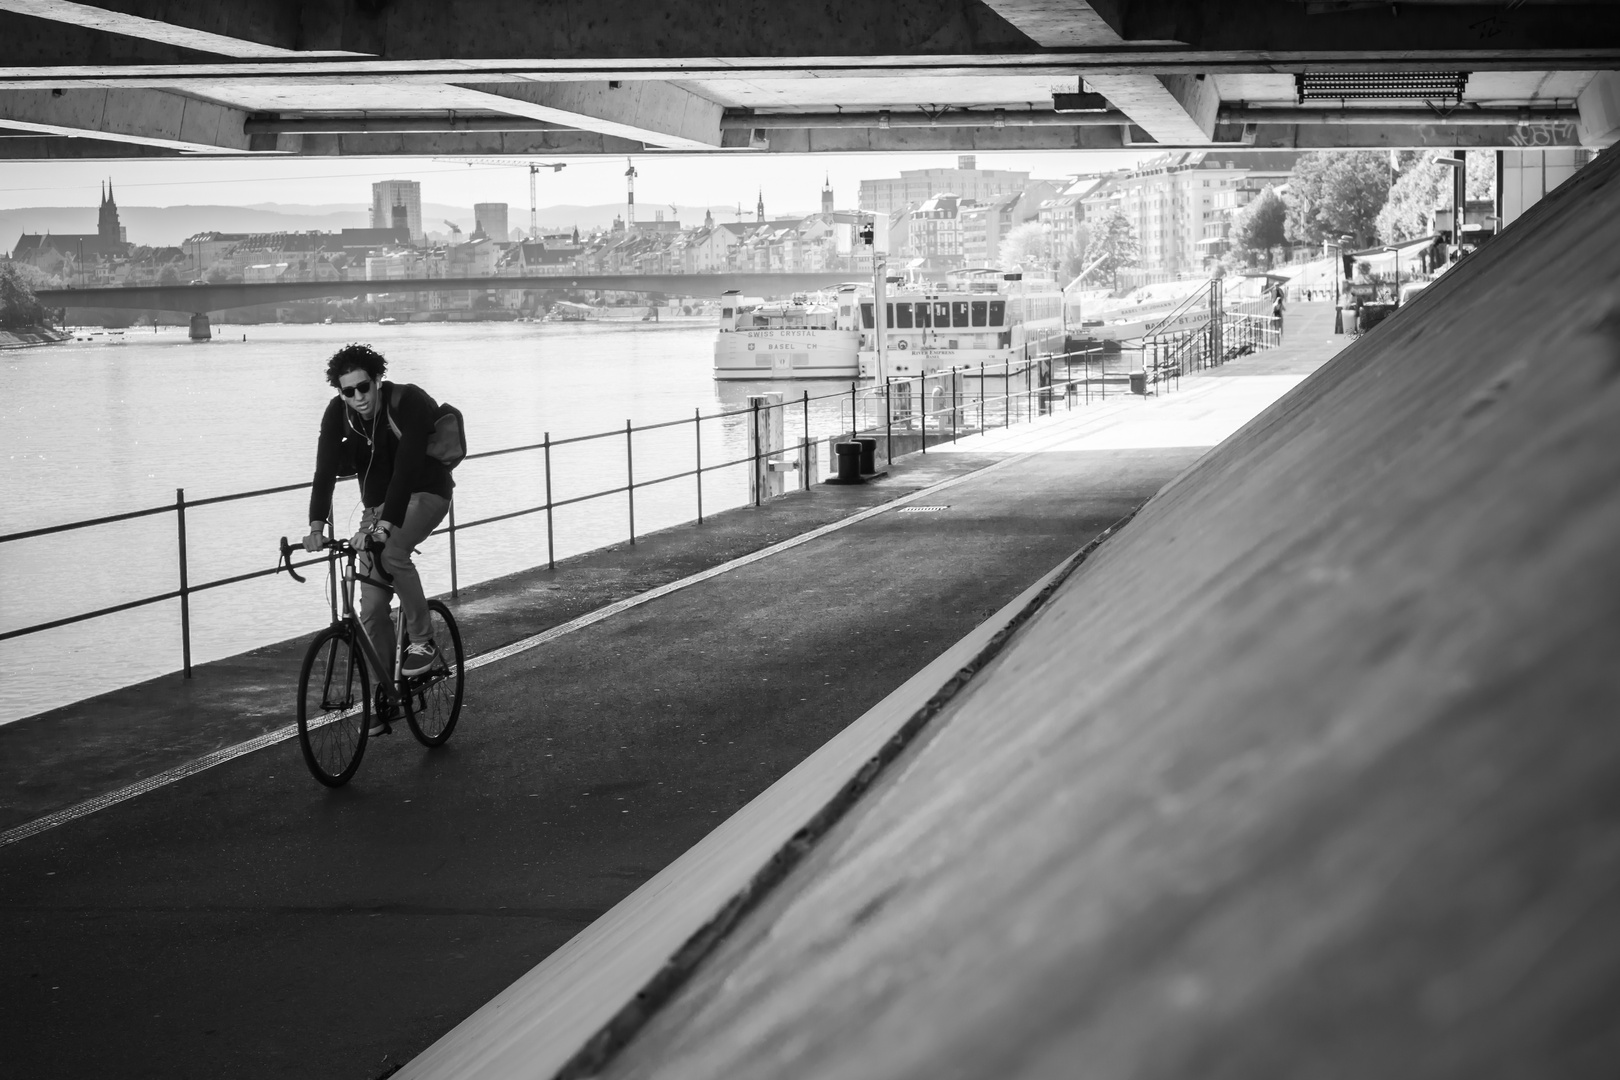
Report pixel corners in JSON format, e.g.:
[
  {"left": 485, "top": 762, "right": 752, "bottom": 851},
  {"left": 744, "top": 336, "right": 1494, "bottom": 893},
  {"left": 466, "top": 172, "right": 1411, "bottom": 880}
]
[{"left": 308, "top": 380, "right": 454, "bottom": 526}]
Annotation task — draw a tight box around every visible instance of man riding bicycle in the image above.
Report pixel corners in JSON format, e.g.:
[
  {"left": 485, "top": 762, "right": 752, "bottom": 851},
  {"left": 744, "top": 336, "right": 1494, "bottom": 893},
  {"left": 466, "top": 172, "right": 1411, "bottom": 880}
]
[{"left": 304, "top": 344, "right": 453, "bottom": 733}]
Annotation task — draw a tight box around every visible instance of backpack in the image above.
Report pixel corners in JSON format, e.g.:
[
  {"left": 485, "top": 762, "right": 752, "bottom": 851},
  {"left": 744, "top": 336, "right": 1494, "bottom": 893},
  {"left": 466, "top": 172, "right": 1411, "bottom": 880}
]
[{"left": 388, "top": 384, "right": 467, "bottom": 469}]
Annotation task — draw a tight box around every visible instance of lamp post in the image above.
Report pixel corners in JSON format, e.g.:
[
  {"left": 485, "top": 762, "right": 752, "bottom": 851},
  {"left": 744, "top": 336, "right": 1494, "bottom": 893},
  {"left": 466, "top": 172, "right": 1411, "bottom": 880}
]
[
  {"left": 1384, "top": 245, "right": 1400, "bottom": 305},
  {"left": 1436, "top": 154, "right": 1466, "bottom": 263}
]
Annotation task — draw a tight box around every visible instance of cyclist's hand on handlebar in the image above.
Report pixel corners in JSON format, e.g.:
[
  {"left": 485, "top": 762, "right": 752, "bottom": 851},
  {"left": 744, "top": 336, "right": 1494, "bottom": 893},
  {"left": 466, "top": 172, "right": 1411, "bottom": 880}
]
[{"left": 302, "top": 526, "right": 326, "bottom": 553}]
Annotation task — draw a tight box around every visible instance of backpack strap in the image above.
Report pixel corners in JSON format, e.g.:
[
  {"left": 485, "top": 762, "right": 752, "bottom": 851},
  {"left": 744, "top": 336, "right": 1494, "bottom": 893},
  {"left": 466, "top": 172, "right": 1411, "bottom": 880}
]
[{"left": 387, "top": 383, "right": 404, "bottom": 440}]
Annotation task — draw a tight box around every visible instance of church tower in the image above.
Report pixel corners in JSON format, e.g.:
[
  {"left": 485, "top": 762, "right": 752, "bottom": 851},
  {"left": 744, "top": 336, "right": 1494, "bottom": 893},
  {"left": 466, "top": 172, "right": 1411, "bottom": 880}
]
[
  {"left": 821, "top": 174, "right": 834, "bottom": 214},
  {"left": 756, "top": 188, "right": 765, "bottom": 223},
  {"left": 97, "top": 179, "right": 126, "bottom": 250}
]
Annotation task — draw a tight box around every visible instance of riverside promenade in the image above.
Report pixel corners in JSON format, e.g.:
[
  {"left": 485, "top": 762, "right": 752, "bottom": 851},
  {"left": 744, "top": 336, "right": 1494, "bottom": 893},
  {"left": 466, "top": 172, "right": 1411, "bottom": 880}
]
[{"left": 0, "top": 307, "right": 1345, "bottom": 1080}]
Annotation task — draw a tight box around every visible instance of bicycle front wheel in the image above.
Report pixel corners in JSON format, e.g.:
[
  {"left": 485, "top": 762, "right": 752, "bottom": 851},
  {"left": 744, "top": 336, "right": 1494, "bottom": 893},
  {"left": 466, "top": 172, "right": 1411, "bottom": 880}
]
[
  {"left": 404, "top": 599, "right": 464, "bottom": 747},
  {"left": 297, "top": 625, "right": 370, "bottom": 787}
]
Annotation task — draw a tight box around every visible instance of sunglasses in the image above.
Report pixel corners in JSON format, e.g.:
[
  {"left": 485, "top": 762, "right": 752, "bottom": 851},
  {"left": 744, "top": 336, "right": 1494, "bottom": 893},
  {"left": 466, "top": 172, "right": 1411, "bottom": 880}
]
[{"left": 340, "top": 380, "right": 373, "bottom": 398}]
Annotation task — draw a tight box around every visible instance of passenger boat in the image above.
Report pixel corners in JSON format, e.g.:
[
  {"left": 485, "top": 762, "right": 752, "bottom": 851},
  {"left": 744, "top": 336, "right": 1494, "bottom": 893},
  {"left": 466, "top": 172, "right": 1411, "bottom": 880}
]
[
  {"left": 713, "top": 288, "right": 862, "bottom": 380},
  {"left": 855, "top": 267, "right": 1067, "bottom": 378}
]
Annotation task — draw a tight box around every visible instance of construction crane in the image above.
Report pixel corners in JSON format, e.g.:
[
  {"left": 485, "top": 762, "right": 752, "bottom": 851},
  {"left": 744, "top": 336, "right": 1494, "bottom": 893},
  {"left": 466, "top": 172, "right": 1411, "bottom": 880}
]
[
  {"left": 434, "top": 158, "right": 566, "bottom": 238},
  {"left": 624, "top": 156, "right": 637, "bottom": 228},
  {"left": 443, "top": 219, "right": 462, "bottom": 240}
]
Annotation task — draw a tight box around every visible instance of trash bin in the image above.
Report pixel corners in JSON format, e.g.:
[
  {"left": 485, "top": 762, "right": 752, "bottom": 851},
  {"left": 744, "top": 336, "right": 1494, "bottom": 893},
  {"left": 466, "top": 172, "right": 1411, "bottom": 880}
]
[
  {"left": 834, "top": 442, "right": 864, "bottom": 483},
  {"left": 1129, "top": 371, "right": 1147, "bottom": 395},
  {"left": 855, "top": 437, "right": 878, "bottom": 473}
]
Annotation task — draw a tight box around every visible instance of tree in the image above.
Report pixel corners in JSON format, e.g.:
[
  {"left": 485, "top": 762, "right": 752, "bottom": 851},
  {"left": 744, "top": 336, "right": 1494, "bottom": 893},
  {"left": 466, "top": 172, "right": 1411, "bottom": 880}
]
[
  {"left": 1059, "top": 224, "right": 1092, "bottom": 281},
  {"left": 1088, "top": 207, "right": 1140, "bottom": 291},
  {"left": 159, "top": 264, "right": 182, "bottom": 286},
  {"left": 998, "top": 221, "right": 1052, "bottom": 271},
  {"left": 0, "top": 262, "right": 49, "bottom": 330},
  {"left": 1235, "top": 185, "right": 1288, "bottom": 268},
  {"left": 1285, "top": 151, "right": 1392, "bottom": 250},
  {"left": 1377, "top": 150, "right": 1497, "bottom": 244}
]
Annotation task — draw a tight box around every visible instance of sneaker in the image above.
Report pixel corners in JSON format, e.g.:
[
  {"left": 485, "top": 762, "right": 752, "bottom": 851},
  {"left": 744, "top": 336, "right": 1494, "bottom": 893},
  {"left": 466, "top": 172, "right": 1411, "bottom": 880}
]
[
  {"left": 369, "top": 687, "right": 398, "bottom": 737},
  {"left": 401, "top": 639, "right": 442, "bottom": 678}
]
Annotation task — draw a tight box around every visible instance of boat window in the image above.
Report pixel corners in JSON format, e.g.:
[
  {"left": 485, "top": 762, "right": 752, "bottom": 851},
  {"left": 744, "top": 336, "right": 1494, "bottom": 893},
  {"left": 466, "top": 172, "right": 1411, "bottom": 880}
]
[
  {"left": 934, "top": 301, "right": 951, "bottom": 325},
  {"left": 952, "top": 300, "right": 970, "bottom": 327},
  {"left": 988, "top": 300, "right": 1005, "bottom": 325},
  {"left": 885, "top": 303, "right": 896, "bottom": 328},
  {"left": 860, "top": 302, "right": 874, "bottom": 329},
  {"left": 915, "top": 303, "right": 931, "bottom": 328},
  {"left": 722, "top": 307, "right": 733, "bottom": 319},
  {"left": 971, "top": 301, "right": 988, "bottom": 327},
  {"left": 894, "top": 303, "right": 913, "bottom": 328}
]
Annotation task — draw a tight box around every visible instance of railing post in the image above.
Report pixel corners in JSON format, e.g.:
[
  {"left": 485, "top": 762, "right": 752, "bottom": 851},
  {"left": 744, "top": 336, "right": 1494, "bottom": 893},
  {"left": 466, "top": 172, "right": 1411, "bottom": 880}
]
[
  {"left": 544, "top": 431, "right": 555, "bottom": 571},
  {"left": 919, "top": 376, "right": 926, "bottom": 454},
  {"left": 850, "top": 381, "right": 857, "bottom": 440},
  {"left": 980, "top": 361, "right": 985, "bottom": 433},
  {"left": 752, "top": 399, "right": 762, "bottom": 507},
  {"left": 802, "top": 390, "right": 809, "bottom": 454},
  {"left": 884, "top": 379, "right": 892, "bottom": 462},
  {"left": 175, "top": 488, "right": 191, "bottom": 679},
  {"left": 694, "top": 408, "right": 703, "bottom": 524},
  {"left": 1004, "top": 361, "right": 1009, "bottom": 428},
  {"left": 952, "top": 367, "right": 959, "bottom": 443},
  {"left": 447, "top": 498, "right": 459, "bottom": 597},
  {"left": 625, "top": 419, "right": 635, "bottom": 543}
]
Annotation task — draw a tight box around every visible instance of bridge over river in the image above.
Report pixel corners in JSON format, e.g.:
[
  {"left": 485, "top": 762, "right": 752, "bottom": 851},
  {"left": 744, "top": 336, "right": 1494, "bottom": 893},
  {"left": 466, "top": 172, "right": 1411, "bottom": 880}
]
[{"left": 36, "top": 272, "right": 867, "bottom": 316}]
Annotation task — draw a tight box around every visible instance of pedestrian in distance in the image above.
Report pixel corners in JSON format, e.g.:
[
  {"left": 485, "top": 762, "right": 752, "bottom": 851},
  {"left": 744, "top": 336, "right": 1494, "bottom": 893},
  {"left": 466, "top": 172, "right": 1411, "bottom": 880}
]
[
  {"left": 1272, "top": 284, "right": 1286, "bottom": 340},
  {"left": 304, "top": 343, "right": 455, "bottom": 733}
]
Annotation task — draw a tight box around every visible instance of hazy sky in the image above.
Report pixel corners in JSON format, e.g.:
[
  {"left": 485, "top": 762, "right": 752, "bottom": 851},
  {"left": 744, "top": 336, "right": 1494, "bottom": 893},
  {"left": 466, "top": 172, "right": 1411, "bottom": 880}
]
[{"left": 0, "top": 150, "right": 1156, "bottom": 211}]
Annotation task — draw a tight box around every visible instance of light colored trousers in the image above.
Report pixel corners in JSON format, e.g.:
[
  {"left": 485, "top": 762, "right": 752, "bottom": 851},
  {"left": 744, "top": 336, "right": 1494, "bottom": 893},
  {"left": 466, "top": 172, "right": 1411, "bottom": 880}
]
[{"left": 358, "top": 492, "right": 450, "bottom": 679}]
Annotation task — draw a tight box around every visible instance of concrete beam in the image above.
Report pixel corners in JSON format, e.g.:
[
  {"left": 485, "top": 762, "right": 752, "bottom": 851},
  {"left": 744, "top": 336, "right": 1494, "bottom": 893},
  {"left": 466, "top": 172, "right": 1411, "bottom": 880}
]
[
  {"left": 0, "top": 87, "right": 253, "bottom": 151},
  {"left": 977, "top": 0, "right": 1131, "bottom": 46},
  {"left": 0, "top": 0, "right": 362, "bottom": 57},
  {"left": 982, "top": 2, "right": 1220, "bottom": 145},
  {"left": 0, "top": 0, "right": 1034, "bottom": 60},
  {"left": 726, "top": 107, "right": 1580, "bottom": 129},
  {"left": 1085, "top": 71, "right": 1220, "bottom": 143},
  {"left": 284, "top": 128, "right": 649, "bottom": 157},
  {"left": 736, "top": 121, "right": 1580, "bottom": 153},
  {"left": 0, "top": 132, "right": 174, "bottom": 156},
  {"left": 0, "top": 117, "right": 1579, "bottom": 158},
  {"left": 1577, "top": 70, "right": 1620, "bottom": 148},
  {"left": 4, "top": 0, "right": 1619, "bottom": 63},
  {"left": 455, "top": 81, "right": 723, "bottom": 149}
]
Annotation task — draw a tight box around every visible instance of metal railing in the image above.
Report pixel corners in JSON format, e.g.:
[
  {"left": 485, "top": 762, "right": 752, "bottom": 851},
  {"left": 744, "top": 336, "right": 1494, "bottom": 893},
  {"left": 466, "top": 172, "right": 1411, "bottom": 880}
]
[
  {"left": 2, "top": 354, "right": 1118, "bottom": 676},
  {"left": 1135, "top": 281, "right": 1283, "bottom": 393}
]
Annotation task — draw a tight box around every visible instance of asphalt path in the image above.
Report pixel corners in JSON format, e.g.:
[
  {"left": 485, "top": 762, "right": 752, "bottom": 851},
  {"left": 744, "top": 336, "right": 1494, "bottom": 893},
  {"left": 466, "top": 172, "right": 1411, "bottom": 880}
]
[{"left": 1, "top": 445, "right": 1198, "bottom": 1080}]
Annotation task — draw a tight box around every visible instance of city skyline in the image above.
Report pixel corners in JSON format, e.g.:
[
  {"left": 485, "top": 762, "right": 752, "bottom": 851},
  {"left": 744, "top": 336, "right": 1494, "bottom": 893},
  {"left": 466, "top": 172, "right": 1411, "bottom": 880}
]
[{"left": 0, "top": 151, "right": 1156, "bottom": 214}]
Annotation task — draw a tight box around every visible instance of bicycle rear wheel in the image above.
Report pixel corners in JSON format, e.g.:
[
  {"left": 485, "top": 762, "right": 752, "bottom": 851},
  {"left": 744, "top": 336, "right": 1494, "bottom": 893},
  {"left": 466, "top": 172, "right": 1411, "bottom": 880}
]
[
  {"left": 297, "top": 625, "right": 370, "bottom": 786},
  {"left": 404, "top": 600, "right": 464, "bottom": 747}
]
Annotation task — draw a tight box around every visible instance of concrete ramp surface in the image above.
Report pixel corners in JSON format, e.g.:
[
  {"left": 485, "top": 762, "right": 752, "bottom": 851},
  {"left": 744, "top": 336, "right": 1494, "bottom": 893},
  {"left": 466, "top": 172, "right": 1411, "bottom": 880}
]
[{"left": 570, "top": 153, "right": 1620, "bottom": 1075}]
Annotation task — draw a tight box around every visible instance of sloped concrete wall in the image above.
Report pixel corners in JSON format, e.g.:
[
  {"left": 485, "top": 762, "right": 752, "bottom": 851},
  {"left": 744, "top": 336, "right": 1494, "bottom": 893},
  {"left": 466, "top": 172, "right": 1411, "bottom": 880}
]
[{"left": 600, "top": 147, "right": 1620, "bottom": 1078}]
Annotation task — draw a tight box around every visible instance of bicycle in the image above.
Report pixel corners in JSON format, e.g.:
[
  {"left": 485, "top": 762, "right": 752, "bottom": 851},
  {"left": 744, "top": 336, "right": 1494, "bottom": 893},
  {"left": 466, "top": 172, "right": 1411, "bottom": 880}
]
[{"left": 277, "top": 534, "right": 465, "bottom": 787}]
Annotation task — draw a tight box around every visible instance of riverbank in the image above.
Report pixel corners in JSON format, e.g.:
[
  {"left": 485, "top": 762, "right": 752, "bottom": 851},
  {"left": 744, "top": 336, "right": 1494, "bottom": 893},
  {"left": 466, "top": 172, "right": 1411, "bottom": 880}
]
[{"left": 0, "top": 326, "right": 68, "bottom": 348}]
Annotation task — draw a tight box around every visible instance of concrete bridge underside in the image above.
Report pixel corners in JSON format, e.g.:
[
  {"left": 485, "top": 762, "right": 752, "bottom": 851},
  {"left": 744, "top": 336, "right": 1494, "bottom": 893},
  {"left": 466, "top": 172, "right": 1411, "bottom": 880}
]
[{"left": 0, "top": 1, "right": 1617, "bottom": 158}]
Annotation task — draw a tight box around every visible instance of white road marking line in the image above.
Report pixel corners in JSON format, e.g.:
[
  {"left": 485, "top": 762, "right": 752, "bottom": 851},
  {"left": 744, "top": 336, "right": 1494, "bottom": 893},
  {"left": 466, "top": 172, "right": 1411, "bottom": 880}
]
[{"left": 0, "top": 456, "right": 1028, "bottom": 850}]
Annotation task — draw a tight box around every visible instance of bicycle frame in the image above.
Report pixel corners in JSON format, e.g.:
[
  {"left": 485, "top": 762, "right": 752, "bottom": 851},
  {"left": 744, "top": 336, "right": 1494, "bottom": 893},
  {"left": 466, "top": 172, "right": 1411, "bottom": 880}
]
[{"left": 282, "top": 535, "right": 408, "bottom": 710}]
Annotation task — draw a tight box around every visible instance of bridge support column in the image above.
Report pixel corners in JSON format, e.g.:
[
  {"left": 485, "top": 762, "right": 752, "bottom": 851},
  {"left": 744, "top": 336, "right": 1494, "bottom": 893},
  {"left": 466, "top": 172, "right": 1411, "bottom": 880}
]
[{"left": 188, "top": 313, "right": 211, "bottom": 341}]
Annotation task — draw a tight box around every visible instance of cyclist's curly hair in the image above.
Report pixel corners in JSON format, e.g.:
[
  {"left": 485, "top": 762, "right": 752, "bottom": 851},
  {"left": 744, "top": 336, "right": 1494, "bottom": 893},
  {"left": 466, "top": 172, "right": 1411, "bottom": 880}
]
[{"left": 325, "top": 343, "right": 388, "bottom": 388}]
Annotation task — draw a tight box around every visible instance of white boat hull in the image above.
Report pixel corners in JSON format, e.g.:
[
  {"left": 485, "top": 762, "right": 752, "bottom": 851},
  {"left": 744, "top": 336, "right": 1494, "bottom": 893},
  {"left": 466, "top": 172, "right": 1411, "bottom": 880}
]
[{"left": 714, "top": 328, "right": 861, "bottom": 380}]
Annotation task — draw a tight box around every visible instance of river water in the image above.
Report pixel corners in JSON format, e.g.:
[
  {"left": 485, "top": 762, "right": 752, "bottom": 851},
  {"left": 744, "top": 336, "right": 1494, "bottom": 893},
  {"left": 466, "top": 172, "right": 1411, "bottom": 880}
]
[{"left": 0, "top": 319, "right": 867, "bottom": 724}]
